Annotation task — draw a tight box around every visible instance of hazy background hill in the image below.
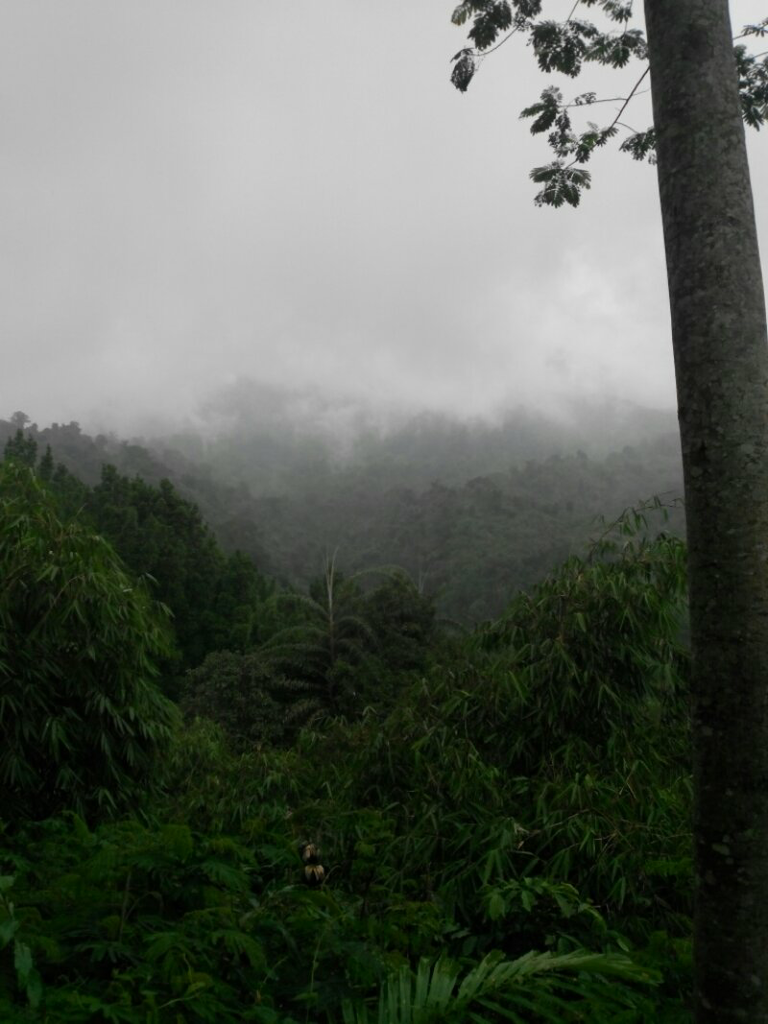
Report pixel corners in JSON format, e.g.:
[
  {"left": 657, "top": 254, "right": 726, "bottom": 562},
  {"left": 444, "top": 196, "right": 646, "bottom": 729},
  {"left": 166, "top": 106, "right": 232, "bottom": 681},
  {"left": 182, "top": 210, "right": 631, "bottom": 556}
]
[{"left": 1, "top": 387, "right": 684, "bottom": 622}]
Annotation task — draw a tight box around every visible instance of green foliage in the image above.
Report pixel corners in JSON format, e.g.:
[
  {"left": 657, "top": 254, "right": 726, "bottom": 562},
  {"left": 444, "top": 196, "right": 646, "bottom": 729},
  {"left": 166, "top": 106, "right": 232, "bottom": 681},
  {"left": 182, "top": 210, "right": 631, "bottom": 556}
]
[
  {"left": 479, "top": 500, "right": 688, "bottom": 759},
  {"left": 0, "top": 500, "right": 694, "bottom": 1020},
  {"left": 0, "top": 815, "right": 275, "bottom": 1022},
  {"left": 244, "top": 438, "right": 685, "bottom": 626},
  {"left": 258, "top": 562, "right": 437, "bottom": 719},
  {"left": 180, "top": 650, "right": 315, "bottom": 749},
  {"left": 362, "top": 571, "right": 435, "bottom": 677},
  {"left": 4, "top": 430, "right": 38, "bottom": 469},
  {"left": 449, "top": 1, "right": 768, "bottom": 205},
  {"left": 1, "top": 408, "right": 688, "bottom": 626},
  {"left": 342, "top": 948, "right": 662, "bottom": 1024},
  {"left": 258, "top": 509, "right": 692, "bottom": 951},
  {"left": 529, "top": 163, "right": 592, "bottom": 208},
  {"left": 2, "top": 441, "right": 276, "bottom": 677},
  {"left": 160, "top": 717, "right": 303, "bottom": 834},
  {"left": 213, "top": 551, "right": 278, "bottom": 651},
  {"left": 88, "top": 466, "right": 272, "bottom": 671},
  {"left": 0, "top": 412, "right": 272, "bottom": 586},
  {"left": 619, "top": 127, "right": 657, "bottom": 163},
  {"left": 735, "top": 42, "right": 768, "bottom": 129},
  {"left": 48, "top": 461, "right": 90, "bottom": 519},
  {"left": 0, "top": 462, "right": 178, "bottom": 819},
  {"left": 0, "top": 873, "right": 43, "bottom": 1013},
  {"left": 0, "top": 414, "right": 696, "bottom": 1018},
  {"left": 260, "top": 558, "right": 378, "bottom": 716},
  {"left": 0, "top": 408, "right": 700, "bottom": 1014},
  {"left": 36, "top": 447, "right": 54, "bottom": 484}
]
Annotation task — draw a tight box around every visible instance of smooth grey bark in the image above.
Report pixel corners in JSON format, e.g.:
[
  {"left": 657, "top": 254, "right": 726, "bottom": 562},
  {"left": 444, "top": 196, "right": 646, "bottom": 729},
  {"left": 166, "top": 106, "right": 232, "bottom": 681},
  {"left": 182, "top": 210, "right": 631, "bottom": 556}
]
[{"left": 643, "top": 1, "right": 768, "bottom": 1019}]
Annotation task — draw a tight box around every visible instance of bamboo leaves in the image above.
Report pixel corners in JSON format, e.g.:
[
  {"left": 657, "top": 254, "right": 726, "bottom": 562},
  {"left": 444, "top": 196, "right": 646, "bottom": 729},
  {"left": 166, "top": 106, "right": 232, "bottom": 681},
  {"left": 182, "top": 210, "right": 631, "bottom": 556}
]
[{"left": 0, "top": 462, "right": 178, "bottom": 818}]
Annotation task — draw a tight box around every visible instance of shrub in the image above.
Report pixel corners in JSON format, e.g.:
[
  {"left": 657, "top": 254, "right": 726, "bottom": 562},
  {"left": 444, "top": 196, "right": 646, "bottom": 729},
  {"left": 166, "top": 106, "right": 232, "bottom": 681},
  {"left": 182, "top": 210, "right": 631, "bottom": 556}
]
[{"left": 0, "top": 462, "right": 178, "bottom": 820}]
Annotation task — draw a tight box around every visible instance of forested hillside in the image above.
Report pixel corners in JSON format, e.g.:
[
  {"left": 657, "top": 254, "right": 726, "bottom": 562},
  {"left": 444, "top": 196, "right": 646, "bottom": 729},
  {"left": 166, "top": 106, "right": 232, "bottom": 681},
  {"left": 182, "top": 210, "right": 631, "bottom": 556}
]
[
  {"left": 0, "top": 400, "right": 684, "bottom": 622},
  {"left": 4, "top": 0, "right": 766, "bottom": 1016},
  {"left": 0, "top": 429, "right": 694, "bottom": 1021}
]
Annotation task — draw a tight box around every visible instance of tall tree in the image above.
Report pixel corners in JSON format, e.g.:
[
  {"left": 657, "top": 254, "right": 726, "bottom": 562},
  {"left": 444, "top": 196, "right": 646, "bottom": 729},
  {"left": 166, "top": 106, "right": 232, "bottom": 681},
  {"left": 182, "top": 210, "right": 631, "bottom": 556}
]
[
  {"left": 645, "top": 5, "right": 768, "bottom": 1020},
  {"left": 3, "top": 428, "right": 37, "bottom": 468},
  {"left": 449, "top": 2, "right": 768, "bottom": 1020},
  {"left": 260, "top": 555, "right": 377, "bottom": 715}
]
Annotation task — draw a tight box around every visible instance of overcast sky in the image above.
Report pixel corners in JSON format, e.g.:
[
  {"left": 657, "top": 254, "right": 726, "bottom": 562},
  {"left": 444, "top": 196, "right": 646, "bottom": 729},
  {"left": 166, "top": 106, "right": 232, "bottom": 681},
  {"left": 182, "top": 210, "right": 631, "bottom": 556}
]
[{"left": 1, "top": 1, "right": 766, "bottom": 433}]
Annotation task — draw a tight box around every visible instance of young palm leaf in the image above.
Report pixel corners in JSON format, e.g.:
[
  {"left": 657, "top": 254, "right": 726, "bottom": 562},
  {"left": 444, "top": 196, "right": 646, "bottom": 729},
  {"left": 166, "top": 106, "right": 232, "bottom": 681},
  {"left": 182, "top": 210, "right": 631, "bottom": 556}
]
[{"left": 342, "top": 949, "right": 660, "bottom": 1024}]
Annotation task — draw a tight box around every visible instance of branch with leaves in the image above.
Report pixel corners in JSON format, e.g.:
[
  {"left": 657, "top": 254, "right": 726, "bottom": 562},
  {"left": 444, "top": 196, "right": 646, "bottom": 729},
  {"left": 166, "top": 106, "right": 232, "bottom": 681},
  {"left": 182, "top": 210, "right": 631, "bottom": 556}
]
[{"left": 450, "top": 1, "right": 768, "bottom": 206}]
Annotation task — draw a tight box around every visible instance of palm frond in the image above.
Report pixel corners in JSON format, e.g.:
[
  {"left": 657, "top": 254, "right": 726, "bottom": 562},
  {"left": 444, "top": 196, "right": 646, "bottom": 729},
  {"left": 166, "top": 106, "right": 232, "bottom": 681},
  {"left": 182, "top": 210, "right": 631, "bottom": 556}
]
[{"left": 342, "top": 949, "right": 659, "bottom": 1024}]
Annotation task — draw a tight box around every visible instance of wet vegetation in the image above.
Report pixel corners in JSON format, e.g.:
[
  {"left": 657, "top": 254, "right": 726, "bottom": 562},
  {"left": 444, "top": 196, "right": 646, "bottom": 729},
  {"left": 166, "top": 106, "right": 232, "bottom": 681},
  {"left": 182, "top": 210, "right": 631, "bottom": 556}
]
[{"left": 0, "top": 407, "right": 694, "bottom": 1021}]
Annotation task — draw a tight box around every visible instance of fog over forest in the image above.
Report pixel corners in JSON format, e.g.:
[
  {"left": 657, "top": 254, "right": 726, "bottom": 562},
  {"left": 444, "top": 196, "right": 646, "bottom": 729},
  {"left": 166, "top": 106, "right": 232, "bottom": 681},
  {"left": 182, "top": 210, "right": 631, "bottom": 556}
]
[
  {"left": 0, "top": 387, "right": 685, "bottom": 624},
  {"left": 2, "top": 0, "right": 764, "bottom": 624},
  {"left": 4, "top": 4, "right": 768, "bottom": 1018},
  {"left": 6, "top": 0, "right": 761, "bottom": 626},
  {"left": 2, "top": 1, "right": 765, "bottom": 434}
]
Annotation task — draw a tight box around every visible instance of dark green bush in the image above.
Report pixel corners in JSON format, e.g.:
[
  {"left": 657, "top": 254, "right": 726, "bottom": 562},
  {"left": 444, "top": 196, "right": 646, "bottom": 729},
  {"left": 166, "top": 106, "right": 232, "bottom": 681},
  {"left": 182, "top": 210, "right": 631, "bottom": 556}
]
[
  {"left": 0, "top": 462, "right": 178, "bottom": 819},
  {"left": 0, "top": 499, "right": 693, "bottom": 1021},
  {"left": 180, "top": 650, "right": 302, "bottom": 749}
]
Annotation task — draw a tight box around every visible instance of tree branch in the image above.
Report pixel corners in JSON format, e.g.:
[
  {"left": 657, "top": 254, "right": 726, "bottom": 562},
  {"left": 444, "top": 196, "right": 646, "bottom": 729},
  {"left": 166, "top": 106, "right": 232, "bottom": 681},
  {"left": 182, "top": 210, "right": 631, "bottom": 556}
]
[
  {"left": 565, "top": 90, "right": 650, "bottom": 108},
  {"left": 565, "top": 0, "right": 583, "bottom": 24},
  {"left": 478, "top": 23, "right": 523, "bottom": 58},
  {"left": 605, "top": 65, "right": 650, "bottom": 133}
]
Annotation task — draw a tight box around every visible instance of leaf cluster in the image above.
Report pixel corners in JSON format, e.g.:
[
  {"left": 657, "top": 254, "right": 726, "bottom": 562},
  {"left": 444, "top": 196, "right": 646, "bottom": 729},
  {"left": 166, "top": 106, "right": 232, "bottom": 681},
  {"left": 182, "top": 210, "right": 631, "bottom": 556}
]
[
  {"left": 450, "top": 1, "right": 544, "bottom": 92},
  {"left": 449, "top": 0, "right": 768, "bottom": 206},
  {"left": 0, "top": 463, "right": 178, "bottom": 819},
  {"left": 735, "top": 43, "right": 768, "bottom": 129},
  {"left": 0, "top": 816, "right": 277, "bottom": 1022}
]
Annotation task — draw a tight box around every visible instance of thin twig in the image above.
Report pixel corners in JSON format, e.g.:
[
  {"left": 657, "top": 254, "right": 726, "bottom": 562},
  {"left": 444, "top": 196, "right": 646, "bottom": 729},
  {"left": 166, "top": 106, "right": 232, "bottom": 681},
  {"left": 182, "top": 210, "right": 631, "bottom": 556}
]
[
  {"left": 564, "top": 63, "right": 649, "bottom": 169},
  {"left": 734, "top": 19, "right": 768, "bottom": 41},
  {"left": 605, "top": 64, "right": 651, "bottom": 132},
  {"left": 565, "top": 90, "right": 649, "bottom": 108},
  {"left": 478, "top": 23, "right": 523, "bottom": 59},
  {"left": 565, "top": 0, "right": 583, "bottom": 25},
  {"left": 614, "top": 119, "right": 642, "bottom": 134}
]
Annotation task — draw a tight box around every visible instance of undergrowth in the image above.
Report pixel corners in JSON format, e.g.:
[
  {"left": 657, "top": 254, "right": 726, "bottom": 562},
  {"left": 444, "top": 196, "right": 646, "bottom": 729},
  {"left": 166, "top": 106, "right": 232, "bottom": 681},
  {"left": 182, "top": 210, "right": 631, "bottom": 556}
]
[{"left": 0, "top": 501, "right": 694, "bottom": 1021}]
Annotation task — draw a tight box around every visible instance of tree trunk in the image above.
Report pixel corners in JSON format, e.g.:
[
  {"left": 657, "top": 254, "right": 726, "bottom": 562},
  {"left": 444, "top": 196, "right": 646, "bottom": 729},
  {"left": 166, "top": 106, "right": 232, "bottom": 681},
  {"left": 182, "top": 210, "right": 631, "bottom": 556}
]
[{"left": 643, "top": 1, "right": 768, "bottom": 1019}]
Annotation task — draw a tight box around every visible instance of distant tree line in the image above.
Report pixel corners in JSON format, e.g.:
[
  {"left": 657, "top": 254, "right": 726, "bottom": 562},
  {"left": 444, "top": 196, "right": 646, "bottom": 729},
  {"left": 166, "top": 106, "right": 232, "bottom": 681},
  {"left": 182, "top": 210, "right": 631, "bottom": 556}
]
[{"left": 0, "top": 408, "right": 685, "bottom": 624}]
